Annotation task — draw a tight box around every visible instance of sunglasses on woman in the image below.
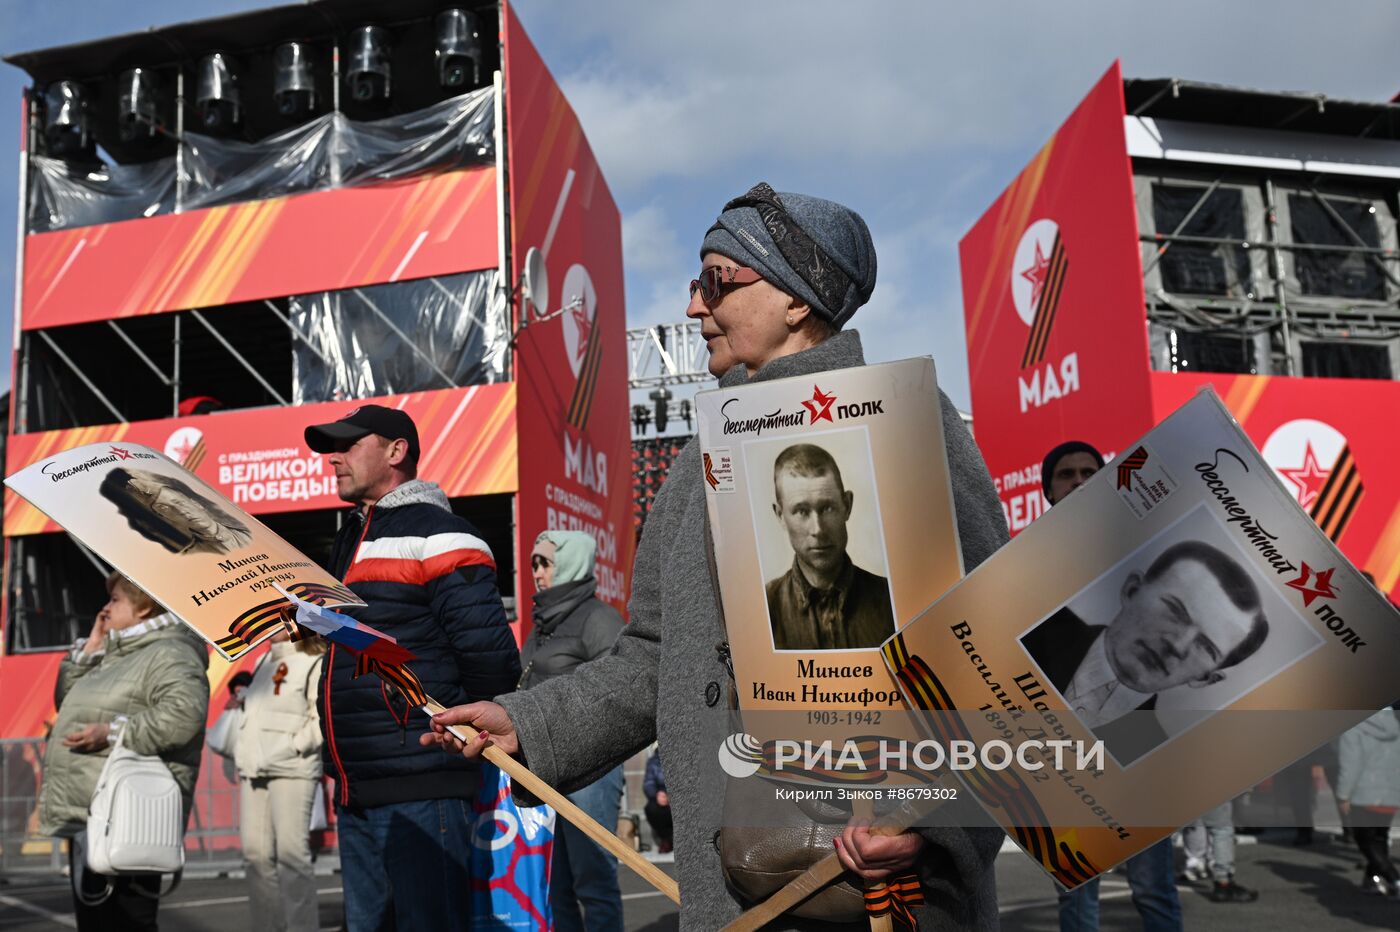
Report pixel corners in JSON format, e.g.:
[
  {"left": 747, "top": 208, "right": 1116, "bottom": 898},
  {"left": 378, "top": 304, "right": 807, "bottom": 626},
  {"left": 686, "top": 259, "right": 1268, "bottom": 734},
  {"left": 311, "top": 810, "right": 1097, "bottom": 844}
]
[{"left": 689, "top": 265, "right": 763, "bottom": 307}]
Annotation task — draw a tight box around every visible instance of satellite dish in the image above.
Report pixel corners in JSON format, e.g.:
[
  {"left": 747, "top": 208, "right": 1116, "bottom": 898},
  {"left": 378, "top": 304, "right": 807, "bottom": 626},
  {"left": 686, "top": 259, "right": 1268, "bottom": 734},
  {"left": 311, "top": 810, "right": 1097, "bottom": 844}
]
[{"left": 521, "top": 247, "right": 550, "bottom": 320}]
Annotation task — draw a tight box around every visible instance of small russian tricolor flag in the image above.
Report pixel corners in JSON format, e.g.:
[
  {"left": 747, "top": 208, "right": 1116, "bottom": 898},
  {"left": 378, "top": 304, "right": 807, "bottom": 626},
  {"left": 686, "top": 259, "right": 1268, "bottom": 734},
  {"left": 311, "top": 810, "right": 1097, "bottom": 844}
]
[{"left": 273, "top": 584, "right": 416, "bottom": 666}]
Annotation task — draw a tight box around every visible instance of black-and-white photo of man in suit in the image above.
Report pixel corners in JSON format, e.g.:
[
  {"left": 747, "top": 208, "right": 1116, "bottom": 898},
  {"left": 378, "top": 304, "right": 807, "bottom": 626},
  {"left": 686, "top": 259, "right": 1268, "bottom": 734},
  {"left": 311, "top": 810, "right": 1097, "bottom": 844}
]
[{"left": 1022, "top": 539, "right": 1271, "bottom": 765}]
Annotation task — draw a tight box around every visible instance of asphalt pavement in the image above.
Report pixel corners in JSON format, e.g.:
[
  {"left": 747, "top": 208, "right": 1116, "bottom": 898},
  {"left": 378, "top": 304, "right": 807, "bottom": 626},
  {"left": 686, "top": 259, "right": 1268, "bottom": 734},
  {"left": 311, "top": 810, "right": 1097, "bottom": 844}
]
[{"left": 1, "top": 831, "right": 1397, "bottom": 930}]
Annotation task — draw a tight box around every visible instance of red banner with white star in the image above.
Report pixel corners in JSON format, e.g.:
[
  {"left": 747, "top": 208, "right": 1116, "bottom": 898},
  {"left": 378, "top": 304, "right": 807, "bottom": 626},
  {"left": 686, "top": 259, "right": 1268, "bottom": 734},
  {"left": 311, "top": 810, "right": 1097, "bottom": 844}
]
[
  {"left": 960, "top": 61, "right": 1400, "bottom": 612},
  {"left": 3, "top": 385, "right": 518, "bottom": 536},
  {"left": 1150, "top": 371, "right": 1400, "bottom": 600},
  {"left": 960, "top": 62, "right": 1152, "bottom": 538},
  {"left": 502, "top": 2, "right": 634, "bottom": 624}
]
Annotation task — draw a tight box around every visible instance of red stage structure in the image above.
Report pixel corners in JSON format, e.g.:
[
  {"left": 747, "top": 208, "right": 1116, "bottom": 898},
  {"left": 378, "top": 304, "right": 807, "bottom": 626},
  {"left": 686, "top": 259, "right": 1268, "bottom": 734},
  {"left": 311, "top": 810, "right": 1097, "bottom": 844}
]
[
  {"left": 0, "top": 0, "right": 631, "bottom": 780},
  {"left": 962, "top": 63, "right": 1400, "bottom": 602}
]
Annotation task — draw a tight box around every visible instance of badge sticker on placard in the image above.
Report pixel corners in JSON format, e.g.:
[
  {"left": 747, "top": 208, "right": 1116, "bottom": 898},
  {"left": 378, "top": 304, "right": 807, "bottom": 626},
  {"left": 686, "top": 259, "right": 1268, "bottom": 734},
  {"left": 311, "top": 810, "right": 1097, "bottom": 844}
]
[
  {"left": 1114, "top": 443, "right": 1177, "bottom": 519},
  {"left": 703, "top": 448, "right": 736, "bottom": 494}
]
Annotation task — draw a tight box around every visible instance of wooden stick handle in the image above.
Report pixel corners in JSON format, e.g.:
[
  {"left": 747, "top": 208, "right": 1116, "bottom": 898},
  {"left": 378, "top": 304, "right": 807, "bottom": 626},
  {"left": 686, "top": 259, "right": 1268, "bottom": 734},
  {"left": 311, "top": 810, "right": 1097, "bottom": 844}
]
[
  {"left": 422, "top": 700, "right": 681, "bottom": 906},
  {"left": 721, "top": 806, "right": 922, "bottom": 931},
  {"left": 851, "top": 799, "right": 894, "bottom": 932},
  {"left": 721, "top": 854, "right": 847, "bottom": 932}
]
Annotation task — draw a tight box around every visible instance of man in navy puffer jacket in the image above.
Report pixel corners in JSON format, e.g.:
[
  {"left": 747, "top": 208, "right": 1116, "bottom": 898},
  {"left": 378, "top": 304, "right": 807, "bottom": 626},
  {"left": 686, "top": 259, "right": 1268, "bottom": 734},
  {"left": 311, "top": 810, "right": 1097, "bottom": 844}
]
[{"left": 306, "top": 404, "right": 520, "bottom": 931}]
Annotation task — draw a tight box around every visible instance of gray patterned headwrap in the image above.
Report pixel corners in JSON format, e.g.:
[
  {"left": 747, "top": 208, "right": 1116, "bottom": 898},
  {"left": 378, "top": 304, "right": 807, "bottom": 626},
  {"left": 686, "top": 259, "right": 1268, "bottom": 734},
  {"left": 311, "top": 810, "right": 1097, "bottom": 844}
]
[{"left": 700, "top": 183, "right": 876, "bottom": 329}]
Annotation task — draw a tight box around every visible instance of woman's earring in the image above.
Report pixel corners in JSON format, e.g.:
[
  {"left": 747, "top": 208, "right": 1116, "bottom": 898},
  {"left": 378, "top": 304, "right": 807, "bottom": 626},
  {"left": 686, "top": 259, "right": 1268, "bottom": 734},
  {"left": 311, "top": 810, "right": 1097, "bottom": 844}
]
[{"left": 786, "top": 316, "right": 794, "bottom": 325}]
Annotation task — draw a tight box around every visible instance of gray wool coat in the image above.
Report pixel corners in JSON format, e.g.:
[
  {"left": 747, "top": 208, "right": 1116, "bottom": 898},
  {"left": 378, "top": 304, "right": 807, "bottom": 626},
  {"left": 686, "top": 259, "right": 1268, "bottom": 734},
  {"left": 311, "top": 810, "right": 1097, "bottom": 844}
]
[{"left": 498, "top": 331, "right": 1010, "bottom": 929}]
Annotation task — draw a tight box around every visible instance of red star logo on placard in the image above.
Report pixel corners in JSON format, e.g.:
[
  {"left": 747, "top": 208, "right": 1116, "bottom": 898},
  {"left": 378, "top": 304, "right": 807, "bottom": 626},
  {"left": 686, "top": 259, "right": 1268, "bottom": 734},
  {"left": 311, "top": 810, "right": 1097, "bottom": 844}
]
[
  {"left": 571, "top": 302, "right": 593, "bottom": 365},
  {"left": 1286, "top": 562, "right": 1338, "bottom": 607},
  {"left": 170, "top": 437, "right": 195, "bottom": 463},
  {"left": 108, "top": 446, "right": 132, "bottom": 461},
  {"left": 1020, "top": 241, "right": 1051, "bottom": 307},
  {"left": 1281, "top": 442, "right": 1331, "bottom": 510},
  {"left": 802, "top": 385, "right": 837, "bottom": 424}
]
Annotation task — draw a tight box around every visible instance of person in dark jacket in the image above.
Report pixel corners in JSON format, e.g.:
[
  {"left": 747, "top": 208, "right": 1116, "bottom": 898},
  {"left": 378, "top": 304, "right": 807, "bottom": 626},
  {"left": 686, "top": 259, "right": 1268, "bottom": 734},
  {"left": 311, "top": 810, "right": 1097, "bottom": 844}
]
[
  {"left": 643, "top": 751, "right": 672, "bottom": 854},
  {"left": 521, "top": 530, "right": 624, "bottom": 931},
  {"left": 305, "top": 404, "right": 520, "bottom": 932}
]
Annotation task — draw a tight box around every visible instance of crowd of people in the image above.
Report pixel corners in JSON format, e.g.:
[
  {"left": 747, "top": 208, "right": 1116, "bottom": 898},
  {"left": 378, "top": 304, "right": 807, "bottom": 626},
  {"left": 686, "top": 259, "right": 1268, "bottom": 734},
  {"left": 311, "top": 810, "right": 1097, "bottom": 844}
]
[{"left": 30, "top": 182, "right": 1400, "bottom": 932}]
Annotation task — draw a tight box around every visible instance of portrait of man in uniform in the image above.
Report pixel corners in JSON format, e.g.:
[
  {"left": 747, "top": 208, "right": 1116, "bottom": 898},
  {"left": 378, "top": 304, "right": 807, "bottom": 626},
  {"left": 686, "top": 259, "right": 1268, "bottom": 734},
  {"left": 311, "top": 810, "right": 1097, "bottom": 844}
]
[
  {"left": 764, "top": 442, "right": 895, "bottom": 651},
  {"left": 99, "top": 466, "right": 254, "bottom": 557}
]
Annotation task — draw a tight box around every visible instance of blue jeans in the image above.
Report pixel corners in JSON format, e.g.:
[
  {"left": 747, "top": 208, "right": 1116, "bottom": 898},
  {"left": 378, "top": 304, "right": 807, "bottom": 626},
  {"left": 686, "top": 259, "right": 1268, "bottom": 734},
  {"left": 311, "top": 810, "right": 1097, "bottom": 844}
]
[
  {"left": 337, "top": 799, "right": 473, "bottom": 932},
  {"left": 551, "top": 766, "right": 624, "bottom": 932},
  {"left": 1058, "top": 838, "right": 1182, "bottom": 932},
  {"left": 1183, "top": 800, "right": 1237, "bottom": 881}
]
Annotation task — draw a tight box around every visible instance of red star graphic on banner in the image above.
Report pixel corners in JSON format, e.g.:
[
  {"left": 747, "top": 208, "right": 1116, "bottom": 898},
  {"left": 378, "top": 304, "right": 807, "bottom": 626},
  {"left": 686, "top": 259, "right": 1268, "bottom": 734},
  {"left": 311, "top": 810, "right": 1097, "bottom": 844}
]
[
  {"left": 802, "top": 385, "right": 837, "bottom": 424},
  {"left": 108, "top": 446, "right": 132, "bottom": 460},
  {"left": 571, "top": 302, "right": 593, "bottom": 365},
  {"left": 1020, "top": 241, "right": 1051, "bottom": 307},
  {"left": 170, "top": 437, "right": 195, "bottom": 463},
  {"left": 1281, "top": 442, "right": 1331, "bottom": 510},
  {"left": 1285, "top": 562, "right": 1338, "bottom": 607}
]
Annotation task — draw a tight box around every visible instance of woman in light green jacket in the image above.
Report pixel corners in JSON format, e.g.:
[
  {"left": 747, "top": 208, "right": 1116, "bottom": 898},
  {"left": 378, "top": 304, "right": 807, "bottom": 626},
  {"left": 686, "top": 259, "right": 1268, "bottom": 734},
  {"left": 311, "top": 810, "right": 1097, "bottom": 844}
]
[{"left": 40, "top": 572, "right": 209, "bottom": 931}]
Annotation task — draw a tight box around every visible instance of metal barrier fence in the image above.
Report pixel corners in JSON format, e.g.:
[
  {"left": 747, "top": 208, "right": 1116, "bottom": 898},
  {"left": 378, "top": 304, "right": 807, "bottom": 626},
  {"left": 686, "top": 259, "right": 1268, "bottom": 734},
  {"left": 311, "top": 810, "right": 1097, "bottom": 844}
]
[
  {"left": 0, "top": 737, "right": 58, "bottom": 875},
  {"left": 0, "top": 737, "right": 251, "bottom": 876}
]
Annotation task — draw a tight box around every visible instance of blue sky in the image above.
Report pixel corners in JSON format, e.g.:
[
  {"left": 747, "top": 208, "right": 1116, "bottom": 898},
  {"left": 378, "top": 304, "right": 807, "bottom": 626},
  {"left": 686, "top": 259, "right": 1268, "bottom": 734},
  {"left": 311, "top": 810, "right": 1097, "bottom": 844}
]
[{"left": 3, "top": 0, "right": 1400, "bottom": 411}]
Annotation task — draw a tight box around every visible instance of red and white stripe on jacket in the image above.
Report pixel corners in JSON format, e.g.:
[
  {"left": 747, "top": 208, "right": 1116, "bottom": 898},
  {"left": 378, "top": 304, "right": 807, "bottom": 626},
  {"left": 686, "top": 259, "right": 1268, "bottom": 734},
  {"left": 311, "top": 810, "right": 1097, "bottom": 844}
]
[{"left": 344, "top": 532, "right": 496, "bottom": 586}]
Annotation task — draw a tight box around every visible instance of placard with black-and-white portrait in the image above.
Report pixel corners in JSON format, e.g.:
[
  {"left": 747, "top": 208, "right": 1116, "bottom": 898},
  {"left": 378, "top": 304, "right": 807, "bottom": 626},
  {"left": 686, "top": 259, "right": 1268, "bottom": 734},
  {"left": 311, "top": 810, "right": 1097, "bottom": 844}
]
[
  {"left": 885, "top": 390, "right": 1400, "bottom": 891},
  {"left": 1019, "top": 503, "right": 1324, "bottom": 767},
  {"left": 6, "top": 442, "right": 361, "bottom": 660},
  {"left": 697, "top": 358, "right": 964, "bottom": 758}
]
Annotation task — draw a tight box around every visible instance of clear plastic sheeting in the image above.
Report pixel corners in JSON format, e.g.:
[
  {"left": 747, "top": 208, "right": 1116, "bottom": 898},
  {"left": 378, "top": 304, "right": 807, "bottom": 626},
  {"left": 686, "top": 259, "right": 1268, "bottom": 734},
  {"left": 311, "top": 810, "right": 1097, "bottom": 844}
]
[
  {"left": 333, "top": 90, "right": 494, "bottom": 186},
  {"left": 27, "top": 155, "right": 176, "bottom": 232},
  {"left": 27, "top": 87, "right": 495, "bottom": 233},
  {"left": 181, "top": 115, "right": 338, "bottom": 209},
  {"left": 183, "top": 88, "right": 495, "bottom": 210},
  {"left": 289, "top": 269, "right": 507, "bottom": 404}
]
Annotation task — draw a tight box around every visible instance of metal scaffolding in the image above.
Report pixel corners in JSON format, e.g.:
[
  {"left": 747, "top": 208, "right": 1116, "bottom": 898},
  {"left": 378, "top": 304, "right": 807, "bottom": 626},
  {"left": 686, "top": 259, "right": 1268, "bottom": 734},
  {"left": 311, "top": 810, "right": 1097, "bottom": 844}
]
[
  {"left": 626, "top": 322, "right": 710, "bottom": 390},
  {"left": 1137, "top": 170, "right": 1400, "bottom": 378}
]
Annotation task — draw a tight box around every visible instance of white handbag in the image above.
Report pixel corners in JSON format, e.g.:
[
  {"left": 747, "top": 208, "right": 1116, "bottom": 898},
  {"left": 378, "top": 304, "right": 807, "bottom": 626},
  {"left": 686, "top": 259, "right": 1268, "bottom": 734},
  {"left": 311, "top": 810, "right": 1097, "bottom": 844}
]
[
  {"left": 86, "top": 728, "right": 185, "bottom": 877},
  {"left": 309, "top": 778, "right": 329, "bottom": 831},
  {"left": 206, "top": 705, "right": 242, "bottom": 760}
]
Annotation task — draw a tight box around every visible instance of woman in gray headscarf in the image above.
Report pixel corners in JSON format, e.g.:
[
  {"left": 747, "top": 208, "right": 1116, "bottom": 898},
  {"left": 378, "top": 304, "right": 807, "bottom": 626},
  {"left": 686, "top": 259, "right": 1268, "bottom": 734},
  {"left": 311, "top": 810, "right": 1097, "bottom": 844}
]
[{"left": 426, "top": 184, "right": 1009, "bottom": 929}]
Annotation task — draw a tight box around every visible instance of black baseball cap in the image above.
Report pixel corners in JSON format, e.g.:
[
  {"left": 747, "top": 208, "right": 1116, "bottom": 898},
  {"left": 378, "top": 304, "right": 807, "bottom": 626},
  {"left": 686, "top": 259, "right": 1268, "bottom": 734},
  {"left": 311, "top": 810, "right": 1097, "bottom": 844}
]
[{"left": 305, "top": 404, "right": 421, "bottom": 462}]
